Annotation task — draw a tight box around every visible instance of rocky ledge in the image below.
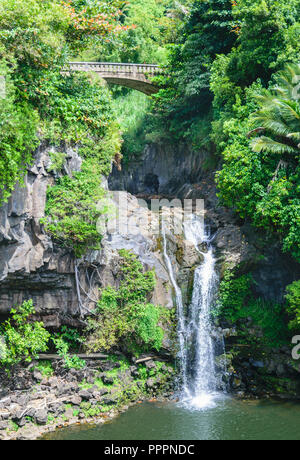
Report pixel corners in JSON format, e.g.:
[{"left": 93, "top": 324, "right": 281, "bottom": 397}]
[
  {"left": 217, "top": 320, "right": 300, "bottom": 400},
  {"left": 0, "top": 356, "right": 175, "bottom": 440}
]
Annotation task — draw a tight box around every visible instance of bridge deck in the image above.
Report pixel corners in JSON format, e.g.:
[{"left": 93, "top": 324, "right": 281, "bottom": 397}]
[{"left": 68, "top": 62, "right": 161, "bottom": 73}]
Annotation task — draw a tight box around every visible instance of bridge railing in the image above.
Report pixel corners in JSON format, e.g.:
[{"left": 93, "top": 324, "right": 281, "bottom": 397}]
[{"left": 67, "top": 62, "right": 162, "bottom": 75}]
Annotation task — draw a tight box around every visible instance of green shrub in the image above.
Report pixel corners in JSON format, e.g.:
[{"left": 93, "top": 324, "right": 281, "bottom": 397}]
[
  {"left": 42, "top": 160, "right": 110, "bottom": 257},
  {"left": 286, "top": 280, "right": 300, "bottom": 331},
  {"left": 52, "top": 335, "right": 86, "bottom": 370},
  {"left": 111, "top": 91, "right": 150, "bottom": 165},
  {"left": 215, "top": 65, "right": 300, "bottom": 263},
  {"left": 34, "top": 361, "right": 54, "bottom": 378},
  {"left": 0, "top": 0, "right": 123, "bottom": 207},
  {"left": 48, "top": 152, "right": 66, "bottom": 173},
  {"left": 0, "top": 65, "right": 39, "bottom": 205},
  {"left": 136, "top": 303, "right": 164, "bottom": 352},
  {"left": 40, "top": 77, "right": 122, "bottom": 258},
  {"left": 245, "top": 299, "right": 288, "bottom": 347},
  {"left": 86, "top": 250, "right": 165, "bottom": 353},
  {"left": 0, "top": 300, "right": 50, "bottom": 369},
  {"left": 217, "top": 271, "right": 253, "bottom": 322},
  {"left": 56, "top": 325, "right": 84, "bottom": 351}
]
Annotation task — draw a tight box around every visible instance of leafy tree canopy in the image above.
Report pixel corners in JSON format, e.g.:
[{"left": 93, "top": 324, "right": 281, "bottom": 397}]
[
  {"left": 0, "top": 0, "right": 126, "bottom": 204},
  {"left": 216, "top": 64, "right": 300, "bottom": 261}
]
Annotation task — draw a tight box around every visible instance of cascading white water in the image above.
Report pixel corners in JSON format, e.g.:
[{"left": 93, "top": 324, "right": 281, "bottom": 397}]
[
  {"left": 163, "top": 214, "right": 220, "bottom": 410},
  {"left": 188, "top": 247, "right": 218, "bottom": 407},
  {"left": 162, "top": 225, "right": 188, "bottom": 392}
]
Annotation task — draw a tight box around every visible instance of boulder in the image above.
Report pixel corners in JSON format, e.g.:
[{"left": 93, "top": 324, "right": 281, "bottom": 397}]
[
  {"left": 78, "top": 390, "right": 92, "bottom": 401},
  {"left": 102, "top": 375, "right": 114, "bottom": 385},
  {"left": 146, "top": 378, "right": 155, "bottom": 389},
  {"left": 145, "top": 360, "right": 157, "bottom": 371},
  {"left": 33, "top": 370, "right": 43, "bottom": 382},
  {"left": 33, "top": 409, "right": 48, "bottom": 425},
  {"left": 67, "top": 395, "right": 82, "bottom": 406}
]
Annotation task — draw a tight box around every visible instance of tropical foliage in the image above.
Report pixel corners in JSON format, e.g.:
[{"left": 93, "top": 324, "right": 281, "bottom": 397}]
[
  {"left": 152, "top": 0, "right": 235, "bottom": 144},
  {"left": 251, "top": 63, "right": 300, "bottom": 157},
  {"left": 0, "top": 0, "right": 125, "bottom": 206},
  {"left": 0, "top": 302, "right": 88, "bottom": 371},
  {"left": 146, "top": 0, "right": 300, "bottom": 261},
  {"left": 42, "top": 160, "right": 108, "bottom": 257},
  {"left": 1, "top": 0, "right": 300, "bottom": 368},
  {"left": 81, "top": 0, "right": 192, "bottom": 64},
  {"left": 286, "top": 280, "right": 300, "bottom": 331},
  {"left": 0, "top": 301, "right": 50, "bottom": 369},
  {"left": 216, "top": 64, "right": 300, "bottom": 261},
  {"left": 85, "top": 250, "right": 165, "bottom": 353},
  {"left": 217, "top": 271, "right": 289, "bottom": 347}
]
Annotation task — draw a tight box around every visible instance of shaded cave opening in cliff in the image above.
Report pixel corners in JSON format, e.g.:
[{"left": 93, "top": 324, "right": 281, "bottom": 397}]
[{"left": 144, "top": 173, "right": 160, "bottom": 195}]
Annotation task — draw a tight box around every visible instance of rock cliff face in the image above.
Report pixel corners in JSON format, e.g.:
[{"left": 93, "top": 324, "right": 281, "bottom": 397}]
[
  {"left": 1, "top": 139, "right": 300, "bottom": 397},
  {"left": 110, "top": 142, "right": 300, "bottom": 302},
  {"left": 109, "top": 143, "right": 206, "bottom": 197},
  {"left": 1, "top": 140, "right": 299, "bottom": 332},
  {"left": 0, "top": 145, "right": 83, "bottom": 326},
  {"left": 0, "top": 145, "right": 183, "bottom": 338},
  {"left": 109, "top": 142, "right": 300, "bottom": 397}
]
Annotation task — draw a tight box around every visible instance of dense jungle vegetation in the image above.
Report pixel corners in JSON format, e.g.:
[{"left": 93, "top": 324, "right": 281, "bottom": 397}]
[
  {"left": 0, "top": 0, "right": 300, "bottom": 363},
  {"left": 128, "top": 0, "right": 300, "bottom": 269}
]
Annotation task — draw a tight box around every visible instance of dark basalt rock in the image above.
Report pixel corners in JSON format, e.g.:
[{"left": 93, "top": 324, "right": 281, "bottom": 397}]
[
  {"left": 34, "top": 409, "right": 48, "bottom": 425},
  {"left": 102, "top": 375, "right": 114, "bottom": 385},
  {"left": 0, "top": 144, "right": 87, "bottom": 327},
  {"left": 78, "top": 390, "right": 92, "bottom": 401},
  {"left": 0, "top": 143, "right": 178, "bottom": 351}
]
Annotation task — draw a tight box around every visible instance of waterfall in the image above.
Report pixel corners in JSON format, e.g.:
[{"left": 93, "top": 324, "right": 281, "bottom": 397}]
[
  {"left": 162, "top": 226, "right": 188, "bottom": 392},
  {"left": 163, "top": 214, "right": 221, "bottom": 410},
  {"left": 187, "top": 245, "right": 218, "bottom": 407}
]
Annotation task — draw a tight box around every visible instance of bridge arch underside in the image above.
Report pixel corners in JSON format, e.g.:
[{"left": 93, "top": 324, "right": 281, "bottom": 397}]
[{"left": 102, "top": 75, "right": 158, "bottom": 95}]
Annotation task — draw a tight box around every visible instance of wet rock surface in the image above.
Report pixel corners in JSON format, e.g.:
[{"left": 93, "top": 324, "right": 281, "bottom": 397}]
[
  {"left": 1, "top": 140, "right": 299, "bottom": 330},
  {"left": 1, "top": 138, "right": 300, "bottom": 428},
  {"left": 0, "top": 144, "right": 83, "bottom": 326}
]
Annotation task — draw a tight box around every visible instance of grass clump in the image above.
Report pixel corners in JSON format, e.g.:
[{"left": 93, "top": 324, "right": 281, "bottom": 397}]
[{"left": 34, "top": 361, "right": 54, "bottom": 378}]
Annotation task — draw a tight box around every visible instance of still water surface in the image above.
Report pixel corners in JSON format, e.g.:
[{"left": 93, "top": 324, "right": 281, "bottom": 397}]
[{"left": 44, "top": 397, "right": 300, "bottom": 441}]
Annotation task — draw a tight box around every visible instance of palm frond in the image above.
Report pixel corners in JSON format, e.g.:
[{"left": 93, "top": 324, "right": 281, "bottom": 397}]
[
  {"left": 287, "top": 132, "right": 300, "bottom": 141},
  {"left": 277, "top": 100, "right": 300, "bottom": 123},
  {"left": 251, "top": 136, "right": 299, "bottom": 155},
  {"left": 251, "top": 63, "right": 300, "bottom": 157},
  {"left": 274, "top": 63, "right": 300, "bottom": 100},
  {"left": 252, "top": 115, "right": 291, "bottom": 138}
]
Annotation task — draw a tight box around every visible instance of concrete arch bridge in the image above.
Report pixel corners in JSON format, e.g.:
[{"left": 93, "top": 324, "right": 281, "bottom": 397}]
[{"left": 67, "top": 62, "right": 162, "bottom": 95}]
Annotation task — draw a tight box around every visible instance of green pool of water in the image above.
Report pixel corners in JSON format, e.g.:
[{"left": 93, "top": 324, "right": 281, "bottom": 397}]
[{"left": 44, "top": 396, "right": 300, "bottom": 441}]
